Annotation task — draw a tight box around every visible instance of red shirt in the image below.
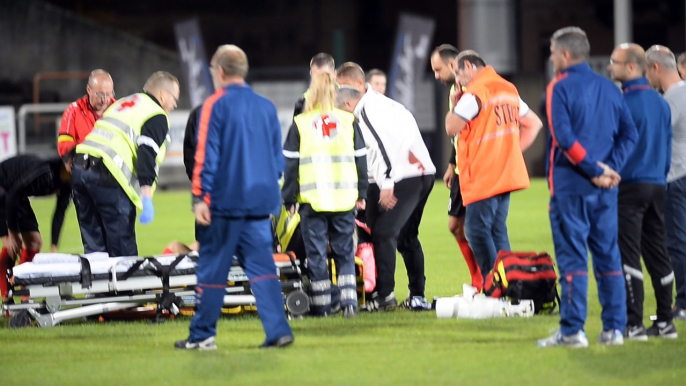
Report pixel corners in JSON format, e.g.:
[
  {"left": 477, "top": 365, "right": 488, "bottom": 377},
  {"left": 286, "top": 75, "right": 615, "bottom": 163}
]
[{"left": 57, "top": 95, "right": 114, "bottom": 156}]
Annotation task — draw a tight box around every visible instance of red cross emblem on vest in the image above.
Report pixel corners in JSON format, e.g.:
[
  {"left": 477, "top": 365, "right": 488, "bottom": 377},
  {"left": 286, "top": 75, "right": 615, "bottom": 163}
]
[
  {"left": 316, "top": 115, "right": 338, "bottom": 139},
  {"left": 117, "top": 94, "right": 140, "bottom": 111}
]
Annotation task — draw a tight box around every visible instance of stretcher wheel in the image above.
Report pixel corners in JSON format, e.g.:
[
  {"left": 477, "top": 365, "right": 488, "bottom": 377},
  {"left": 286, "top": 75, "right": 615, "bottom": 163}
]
[
  {"left": 8, "top": 310, "right": 34, "bottom": 329},
  {"left": 285, "top": 291, "right": 309, "bottom": 316}
]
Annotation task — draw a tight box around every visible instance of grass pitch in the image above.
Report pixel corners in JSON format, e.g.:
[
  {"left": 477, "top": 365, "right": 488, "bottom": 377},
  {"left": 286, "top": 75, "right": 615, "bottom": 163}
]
[{"left": 1, "top": 179, "right": 684, "bottom": 385}]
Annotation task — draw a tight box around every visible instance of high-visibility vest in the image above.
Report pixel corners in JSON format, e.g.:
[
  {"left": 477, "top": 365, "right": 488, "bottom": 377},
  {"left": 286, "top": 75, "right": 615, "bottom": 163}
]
[
  {"left": 76, "top": 93, "right": 169, "bottom": 209},
  {"left": 294, "top": 107, "right": 358, "bottom": 212},
  {"left": 458, "top": 66, "right": 529, "bottom": 205}
]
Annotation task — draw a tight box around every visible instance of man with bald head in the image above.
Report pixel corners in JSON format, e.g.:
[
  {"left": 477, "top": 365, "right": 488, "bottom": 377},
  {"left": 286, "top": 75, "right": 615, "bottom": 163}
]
[
  {"left": 646, "top": 45, "right": 686, "bottom": 324},
  {"left": 175, "top": 45, "right": 293, "bottom": 350},
  {"left": 58, "top": 70, "right": 115, "bottom": 157},
  {"left": 73, "top": 71, "right": 179, "bottom": 257},
  {"left": 52, "top": 70, "right": 115, "bottom": 252},
  {"left": 608, "top": 43, "right": 675, "bottom": 340}
]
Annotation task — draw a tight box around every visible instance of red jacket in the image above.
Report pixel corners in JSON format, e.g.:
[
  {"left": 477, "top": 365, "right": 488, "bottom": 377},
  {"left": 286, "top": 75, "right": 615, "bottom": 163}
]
[{"left": 57, "top": 95, "right": 114, "bottom": 156}]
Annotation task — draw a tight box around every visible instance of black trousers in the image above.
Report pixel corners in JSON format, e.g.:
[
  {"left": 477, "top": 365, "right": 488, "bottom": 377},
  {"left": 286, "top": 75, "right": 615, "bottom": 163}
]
[
  {"left": 618, "top": 183, "right": 674, "bottom": 325},
  {"left": 72, "top": 162, "right": 138, "bottom": 257},
  {"left": 366, "top": 175, "right": 433, "bottom": 298}
]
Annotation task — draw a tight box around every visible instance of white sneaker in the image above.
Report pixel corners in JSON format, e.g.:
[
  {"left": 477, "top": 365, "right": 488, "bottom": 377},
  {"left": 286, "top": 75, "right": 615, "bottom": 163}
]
[
  {"left": 537, "top": 330, "right": 589, "bottom": 348},
  {"left": 174, "top": 336, "right": 217, "bottom": 351},
  {"left": 598, "top": 329, "right": 624, "bottom": 346}
]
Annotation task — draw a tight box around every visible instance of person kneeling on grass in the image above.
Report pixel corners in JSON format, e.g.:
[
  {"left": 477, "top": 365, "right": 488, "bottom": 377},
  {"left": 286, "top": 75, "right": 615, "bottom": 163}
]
[{"left": 0, "top": 150, "right": 76, "bottom": 303}]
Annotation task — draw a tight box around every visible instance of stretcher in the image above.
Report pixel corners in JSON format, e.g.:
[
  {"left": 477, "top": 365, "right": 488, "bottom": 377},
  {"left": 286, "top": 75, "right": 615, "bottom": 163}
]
[{"left": 2, "top": 251, "right": 310, "bottom": 328}]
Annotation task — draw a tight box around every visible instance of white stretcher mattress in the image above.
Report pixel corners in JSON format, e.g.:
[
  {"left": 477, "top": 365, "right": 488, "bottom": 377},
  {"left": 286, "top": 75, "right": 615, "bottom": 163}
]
[{"left": 11, "top": 253, "right": 198, "bottom": 285}]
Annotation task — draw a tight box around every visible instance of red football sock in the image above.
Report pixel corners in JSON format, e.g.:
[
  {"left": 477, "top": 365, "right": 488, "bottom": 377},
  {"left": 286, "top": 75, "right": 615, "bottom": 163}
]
[
  {"left": 18, "top": 248, "right": 38, "bottom": 265},
  {"left": 458, "top": 239, "right": 482, "bottom": 292},
  {"left": 0, "top": 247, "right": 14, "bottom": 299}
]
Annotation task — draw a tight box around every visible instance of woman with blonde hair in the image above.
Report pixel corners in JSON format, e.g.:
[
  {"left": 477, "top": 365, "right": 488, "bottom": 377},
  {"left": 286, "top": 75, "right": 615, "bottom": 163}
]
[{"left": 281, "top": 72, "right": 368, "bottom": 317}]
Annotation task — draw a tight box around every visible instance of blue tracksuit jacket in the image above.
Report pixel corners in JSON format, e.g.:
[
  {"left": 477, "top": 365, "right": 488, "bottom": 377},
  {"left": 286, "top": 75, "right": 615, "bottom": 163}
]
[
  {"left": 619, "top": 77, "right": 672, "bottom": 185},
  {"left": 192, "top": 84, "right": 284, "bottom": 217},
  {"left": 546, "top": 63, "right": 638, "bottom": 196}
]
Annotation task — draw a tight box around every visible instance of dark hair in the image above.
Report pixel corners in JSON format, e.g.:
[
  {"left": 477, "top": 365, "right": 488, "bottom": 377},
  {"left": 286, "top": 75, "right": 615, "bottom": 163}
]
[
  {"left": 433, "top": 44, "right": 459, "bottom": 63},
  {"left": 337, "top": 62, "right": 365, "bottom": 82},
  {"left": 310, "top": 53, "right": 335, "bottom": 69},
  {"left": 366, "top": 69, "right": 386, "bottom": 82}
]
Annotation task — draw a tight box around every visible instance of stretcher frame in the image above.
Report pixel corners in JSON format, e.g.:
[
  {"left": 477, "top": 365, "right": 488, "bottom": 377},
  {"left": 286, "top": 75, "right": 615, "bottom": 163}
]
[{"left": 2, "top": 252, "right": 311, "bottom": 328}]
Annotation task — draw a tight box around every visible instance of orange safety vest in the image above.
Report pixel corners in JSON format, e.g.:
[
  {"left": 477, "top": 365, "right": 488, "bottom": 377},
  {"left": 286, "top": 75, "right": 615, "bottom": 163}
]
[{"left": 457, "top": 66, "right": 530, "bottom": 205}]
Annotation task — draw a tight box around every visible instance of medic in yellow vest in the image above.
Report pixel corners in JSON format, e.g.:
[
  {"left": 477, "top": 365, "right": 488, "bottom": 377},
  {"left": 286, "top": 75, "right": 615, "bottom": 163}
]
[
  {"left": 281, "top": 72, "right": 368, "bottom": 317},
  {"left": 72, "top": 71, "right": 180, "bottom": 257}
]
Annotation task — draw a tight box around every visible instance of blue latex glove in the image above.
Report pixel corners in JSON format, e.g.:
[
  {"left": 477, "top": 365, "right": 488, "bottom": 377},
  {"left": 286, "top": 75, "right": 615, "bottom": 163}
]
[{"left": 140, "top": 196, "right": 155, "bottom": 224}]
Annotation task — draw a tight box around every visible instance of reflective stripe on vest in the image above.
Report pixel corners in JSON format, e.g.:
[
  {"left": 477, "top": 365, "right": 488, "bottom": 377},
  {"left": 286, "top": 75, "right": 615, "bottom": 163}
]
[
  {"left": 300, "top": 181, "right": 358, "bottom": 192},
  {"left": 81, "top": 139, "right": 142, "bottom": 195},
  {"left": 99, "top": 116, "right": 138, "bottom": 142},
  {"left": 299, "top": 155, "right": 355, "bottom": 165},
  {"left": 78, "top": 93, "right": 168, "bottom": 209}
]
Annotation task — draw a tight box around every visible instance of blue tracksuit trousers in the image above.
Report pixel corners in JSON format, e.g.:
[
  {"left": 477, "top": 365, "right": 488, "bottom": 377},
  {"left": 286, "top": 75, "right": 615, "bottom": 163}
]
[
  {"left": 549, "top": 190, "right": 627, "bottom": 336},
  {"left": 189, "top": 216, "right": 292, "bottom": 345}
]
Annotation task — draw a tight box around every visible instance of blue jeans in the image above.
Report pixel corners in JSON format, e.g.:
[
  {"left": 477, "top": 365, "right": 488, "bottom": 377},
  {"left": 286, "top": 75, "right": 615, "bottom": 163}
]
[
  {"left": 464, "top": 192, "right": 511, "bottom": 283},
  {"left": 666, "top": 176, "right": 686, "bottom": 310}
]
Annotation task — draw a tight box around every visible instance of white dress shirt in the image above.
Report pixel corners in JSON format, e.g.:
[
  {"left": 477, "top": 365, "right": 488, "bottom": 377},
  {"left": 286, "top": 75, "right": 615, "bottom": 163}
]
[{"left": 352, "top": 85, "right": 436, "bottom": 189}]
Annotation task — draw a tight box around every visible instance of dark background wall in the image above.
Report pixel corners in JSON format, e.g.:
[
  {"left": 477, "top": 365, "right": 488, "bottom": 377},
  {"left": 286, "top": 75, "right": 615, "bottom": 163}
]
[
  {"left": 1, "top": 0, "right": 684, "bottom": 176},
  {"left": 0, "top": 1, "right": 182, "bottom": 108}
]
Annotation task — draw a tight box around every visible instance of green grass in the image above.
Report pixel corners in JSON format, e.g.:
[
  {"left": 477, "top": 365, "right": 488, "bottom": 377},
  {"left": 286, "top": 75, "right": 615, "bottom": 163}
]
[{"left": 1, "top": 179, "right": 684, "bottom": 385}]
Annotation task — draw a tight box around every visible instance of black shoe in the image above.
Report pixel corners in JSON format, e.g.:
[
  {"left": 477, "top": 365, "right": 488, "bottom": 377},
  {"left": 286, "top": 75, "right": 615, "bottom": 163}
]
[
  {"left": 259, "top": 335, "right": 294, "bottom": 349},
  {"left": 342, "top": 305, "right": 358, "bottom": 318},
  {"left": 377, "top": 292, "right": 397, "bottom": 310},
  {"left": 174, "top": 336, "right": 217, "bottom": 350},
  {"left": 647, "top": 321, "right": 678, "bottom": 339},
  {"left": 363, "top": 292, "right": 397, "bottom": 312},
  {"left": 624, "top": 325, "right": 648, "bottom": 342}
]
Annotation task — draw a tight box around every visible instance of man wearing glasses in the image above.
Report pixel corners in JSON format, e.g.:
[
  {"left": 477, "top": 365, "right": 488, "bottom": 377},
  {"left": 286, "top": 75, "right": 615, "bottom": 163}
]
[
  {"left": 58, "top": 70, "right": 115, "bottom": 157},
  {"left": 72, "top": 71, "right": 180, "bottom": 257},
  {"left": 608, "top": 43, "right": 676, "bottom": 340},
  {"left": 51, "top": 70, "right": 115, "bottom": 253}
]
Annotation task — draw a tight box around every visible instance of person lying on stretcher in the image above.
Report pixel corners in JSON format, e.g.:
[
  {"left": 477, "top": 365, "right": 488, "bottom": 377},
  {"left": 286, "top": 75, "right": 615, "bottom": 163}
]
[{"left": 163, "top": 241, "right": 199, "bottom": 255}]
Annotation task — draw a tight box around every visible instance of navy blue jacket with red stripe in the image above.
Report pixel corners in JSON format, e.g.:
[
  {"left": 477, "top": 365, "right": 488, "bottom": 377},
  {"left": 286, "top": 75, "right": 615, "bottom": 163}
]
[
  {"left": 619, "top": 77, "right": 672, "bottom": 185},
  {"left": 192, "top": 84, "right": 284, "bottom": 217},
  {"left": 545, "top": 63, "right": 638, "bottom": 196}
]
